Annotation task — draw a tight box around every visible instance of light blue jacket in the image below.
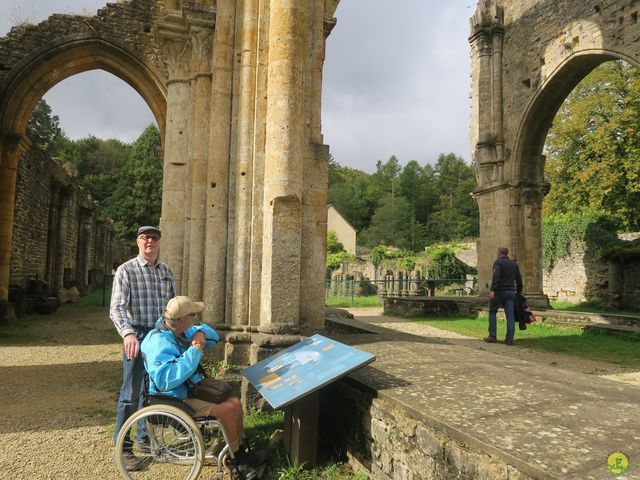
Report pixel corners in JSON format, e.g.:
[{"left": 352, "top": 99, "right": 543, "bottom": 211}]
[{"left": 141, "top": 318, "right": 220, "bottom": 399}]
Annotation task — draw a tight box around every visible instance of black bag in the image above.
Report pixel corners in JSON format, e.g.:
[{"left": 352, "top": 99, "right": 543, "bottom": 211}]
[{"left": 190, "top": 377, "right": 232, "bottom": 403}]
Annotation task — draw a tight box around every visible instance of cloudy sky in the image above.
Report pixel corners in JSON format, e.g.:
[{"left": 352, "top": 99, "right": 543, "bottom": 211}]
[{"left": 0, "top": 1, "right": 475, "bottom": 172}]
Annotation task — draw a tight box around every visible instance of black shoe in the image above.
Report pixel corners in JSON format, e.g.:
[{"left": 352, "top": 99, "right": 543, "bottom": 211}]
[
  {"left": 228, "top": 458, "right": 259, "bottom": 480},
  {"left": 234, "top": 448, "right": 268, "bottom": 466}
]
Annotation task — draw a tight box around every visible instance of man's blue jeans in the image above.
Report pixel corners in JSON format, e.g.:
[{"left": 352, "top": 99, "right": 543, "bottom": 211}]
[
  {"left": 488, "top": 289, "right": 516, "bottom": 343},
  {"left": 113, "top": 326, "right": 152, "bottom": 447}
]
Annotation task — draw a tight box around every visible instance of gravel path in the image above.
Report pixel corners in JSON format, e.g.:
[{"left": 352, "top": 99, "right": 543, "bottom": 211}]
[
  {"left": 347, "top": 307, "right": 640, "bottom": 386},
  {"left": 3, "top": 304, "right": 638, "bottom": 480},
  {"left": 0, "top": 305, "right": 125, "bottom": 480}
]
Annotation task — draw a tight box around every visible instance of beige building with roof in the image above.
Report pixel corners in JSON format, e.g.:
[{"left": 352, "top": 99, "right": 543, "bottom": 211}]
[{"left": 327, "top": 205, "right": 356, "bottom": 254}]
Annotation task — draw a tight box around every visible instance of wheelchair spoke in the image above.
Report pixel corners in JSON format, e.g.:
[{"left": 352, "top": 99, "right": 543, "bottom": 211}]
[{"left": 115, "top": 406, "right": 205, "bottom": 480}]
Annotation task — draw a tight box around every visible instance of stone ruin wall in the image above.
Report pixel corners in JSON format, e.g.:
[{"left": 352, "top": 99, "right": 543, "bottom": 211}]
[
  {"left": 542, "top": 241, "right": 608, "bottom": 303},
  {"left": 499, "top": 0, "right": 640, "bottom": 173},
  {"left": 10, "top": 148, "right": 50, "bottom": 283},
  {"left": 10, "top": 145, "right": 128, "bottom": 294},
  {"left": 0, "top": 0, "right": 166, "bottom": 87}
]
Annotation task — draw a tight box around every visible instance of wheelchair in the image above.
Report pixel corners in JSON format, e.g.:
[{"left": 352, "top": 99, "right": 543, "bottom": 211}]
[{"left": 115, "top": 393, "right": 235, "bottom": 480}]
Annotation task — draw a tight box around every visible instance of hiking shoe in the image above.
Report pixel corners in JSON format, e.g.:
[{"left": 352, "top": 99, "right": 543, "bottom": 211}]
[
  {"left": 228, "top": 458, "right": 259, "bottom": 480},
  {"left": 122, "top": 451, "right": 144, "bottom": 471},
  {"left": 504, "top": 339, "right": 514, "bottom": 345},
  {"left": 234, "top": 448, "right": 268, "bottom": 466},
  {"left": 483, "top": 335, "right": 498, "bottom": 343}
]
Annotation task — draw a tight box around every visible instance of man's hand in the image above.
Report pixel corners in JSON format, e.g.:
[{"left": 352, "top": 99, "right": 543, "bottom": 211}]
[
  {"left": 489, "top": 291, "right": 495, "bottom": 300},
  {"left": 124, "top": 333, "right": 139, "bottom": 360},
  {"left": 191, "top": 331, "right": 206, "bottom": 351}
]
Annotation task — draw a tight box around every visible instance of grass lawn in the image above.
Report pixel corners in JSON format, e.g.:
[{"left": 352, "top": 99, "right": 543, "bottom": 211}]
[
  {"left": 325, "top": 295, "right": 381, "bottom": 308},
  {"left": 413, "top": 316, "right": 640, "bottom": 368}
]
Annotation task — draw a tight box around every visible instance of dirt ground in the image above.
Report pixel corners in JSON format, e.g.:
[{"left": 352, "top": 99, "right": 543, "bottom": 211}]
[{"left": 1, "top": 304, "right": 638, "bottom": 480}]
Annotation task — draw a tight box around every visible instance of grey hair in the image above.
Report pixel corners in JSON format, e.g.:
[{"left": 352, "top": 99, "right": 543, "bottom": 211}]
[{"left": 163, "top": 312, "right": 181, "bottom": 327}]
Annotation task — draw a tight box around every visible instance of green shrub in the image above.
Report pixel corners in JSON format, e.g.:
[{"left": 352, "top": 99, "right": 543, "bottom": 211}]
[
  {"left": 423, "top": 250, "right": 467, "bottom": 280},
  {"left": 542, "top": 209, "right": 620, "bottom": 272}
]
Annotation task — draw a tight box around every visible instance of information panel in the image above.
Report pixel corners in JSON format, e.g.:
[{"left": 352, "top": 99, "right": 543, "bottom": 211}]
[{"left": 242, "top": 334, "right": 375, "bottom": 409}]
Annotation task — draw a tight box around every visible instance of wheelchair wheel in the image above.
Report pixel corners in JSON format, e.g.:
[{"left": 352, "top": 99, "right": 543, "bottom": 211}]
[{"left": 115, "top": 405, "right": 205, "bottom": 480}]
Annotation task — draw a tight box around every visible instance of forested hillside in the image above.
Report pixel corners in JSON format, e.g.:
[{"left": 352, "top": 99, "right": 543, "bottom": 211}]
[
  {"left": 28, "top": 99, "right": 162, "bottom": 242},
  {"left": 328, "top": 153, "right": 478, "bottom": 251}
]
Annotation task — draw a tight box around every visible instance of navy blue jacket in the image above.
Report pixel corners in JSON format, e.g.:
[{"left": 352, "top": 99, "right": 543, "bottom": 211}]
[{"left": 490, "top": 255, "right": 523, "bottom": 293}]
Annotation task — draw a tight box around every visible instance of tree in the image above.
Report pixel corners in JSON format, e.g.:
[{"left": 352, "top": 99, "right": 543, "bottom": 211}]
[
  {"left": 109, "top": 125, "right": 163, "bottom": 240},
  {"left": 327, "top": 230, "right": 345, "bottom": 254},
  {"left": 545, "top": 60, "right": 640, "bottom": 230},
  {"left": 359, "top": 194, "right": 415, "bottom": 249},
  {"left": 27, "top": 99, "right": 62, "bottom": 151},
  {"left": 426, "top": 153, "right": 479, "bottom": 242},
  {"left": 328, "top": 164, "right": 376, "bottom": 231}
]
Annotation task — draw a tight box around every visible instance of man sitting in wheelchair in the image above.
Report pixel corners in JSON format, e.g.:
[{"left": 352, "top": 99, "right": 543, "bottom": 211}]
[{"left": 141, "top": 295, "right": 265, "bottom": 480}]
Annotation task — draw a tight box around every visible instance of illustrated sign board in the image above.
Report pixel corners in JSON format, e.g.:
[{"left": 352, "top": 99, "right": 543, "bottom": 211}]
[{"left": 242, "top": 334, "right": 375, "bottom": 409}]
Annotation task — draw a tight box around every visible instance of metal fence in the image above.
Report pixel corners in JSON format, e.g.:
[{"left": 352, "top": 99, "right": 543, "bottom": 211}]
[{"left": 325, "top": 277, "right": 478, "bottom": 306}]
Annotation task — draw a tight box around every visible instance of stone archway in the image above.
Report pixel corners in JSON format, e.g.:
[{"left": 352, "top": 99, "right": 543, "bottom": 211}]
[
  {"left": 470, "top": 0, "right": 640, "bottom": 306},
  {"left": 0, "top": 0, "right": 167, "bottom": 316},
  {"left": 0, "top": 0, "right": 341, "bottom": 350}
]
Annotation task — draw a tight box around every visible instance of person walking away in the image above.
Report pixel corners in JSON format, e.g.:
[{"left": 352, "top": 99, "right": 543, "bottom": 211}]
[
  {"left": 110, "top": 225, "right": 175, "bottom": 470},
  {"left": 484, "top": 246, "right": 523, "bottom": 345}
]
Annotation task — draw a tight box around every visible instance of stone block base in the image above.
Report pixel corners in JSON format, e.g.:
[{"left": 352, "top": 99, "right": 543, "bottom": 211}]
[
  {"left": 319, "top": 379, "right": 532, "bottom": 480},
  {"left": 383, "top": 296, "right": 484, "bottom": 317}
]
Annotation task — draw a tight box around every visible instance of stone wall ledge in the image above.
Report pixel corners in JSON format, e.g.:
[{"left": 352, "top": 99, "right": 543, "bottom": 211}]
[
  {"left": 321, "top": 315, "right": 640, "bottom": 479},
  {"left": 478, "top": 307, "right": 640, "bottom": 328},
  {"left": 321, "top": 374, "right": 542, "bottom": 480}
]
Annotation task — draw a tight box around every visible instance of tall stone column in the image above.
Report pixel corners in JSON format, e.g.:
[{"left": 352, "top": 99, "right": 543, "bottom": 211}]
[
  {"left": 45, "top": 183, "right": 61, "bottom": 286},
  {"left": 246, "top": 0, "right": 271, "bottom": 328},
  {"left": 259, "top": 0, "right": 308, "bottom": 332},
  {"left": 185, "top": 18, "right": 214, "bottom": 301},
  {"left": 469, "top": 1, "right": 509, "bottom": 296},
  {"left": 231, "top": 0, "right": 259, "bottom": 326},
  {"left": 299, "top": 3, "right": 333, "bottom": 329},
  {"left": 54, "top": 188, "right": 71, "bottom": 291},
  {"left": 204, "top": 0, "right": 235, "bottom": 323},
  {"left": 0, "top": 134, "right": 29, "bottom": 322},
  {"left": 518, "top": 185, "right": 549, "bottom": 307},
  {"left": 157, "top": 16, "right": 193, "bottom": 293}
]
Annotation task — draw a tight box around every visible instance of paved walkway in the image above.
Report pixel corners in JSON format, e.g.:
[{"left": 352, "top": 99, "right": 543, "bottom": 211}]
[{"left": 334, "top": 307, "right": 640, "bottom": 480}]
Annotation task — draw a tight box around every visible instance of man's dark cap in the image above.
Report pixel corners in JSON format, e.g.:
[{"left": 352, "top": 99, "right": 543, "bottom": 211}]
[{"left": 137, "top": 226, "right": 161, "bottom": 237}]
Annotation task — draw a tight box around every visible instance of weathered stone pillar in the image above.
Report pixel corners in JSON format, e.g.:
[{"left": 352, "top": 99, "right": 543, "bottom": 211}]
[
  {"left": 231, "top": 0, "right": 259, "bottom": 326},
  {"left": 259, "top": 0, "right": 308, "bottom": 333},
  {"left": 204, "top": 0, "right": 234, "bottom": 323},
  {"left": 54, "top": 188, "right": 71, "bottom": 291},
  {"left": 0, "top": 134, "right": 29, "bottom": 314},
  {"left": 45, "top": 183, "right": 61, "bottom": 286},
  {"left": 470, "top": 2, "right": 510, "bottom": 296},
  {"left": 157, "top": 15, "right": 193, "bottom": 293},
  {"left": 519, "top": 186, "right": 548, "bottom": 300},
  {"left": 299, "top": 2, "right": 333, "bottom": 329},
  {"left": 185, "top": 17, "right": 214, "bottom": 301}
]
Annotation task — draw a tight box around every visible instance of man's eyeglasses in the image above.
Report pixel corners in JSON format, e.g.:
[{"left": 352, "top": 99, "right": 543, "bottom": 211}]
[{"left": 138, "top": 235, "right": 160, "bottom": 242}]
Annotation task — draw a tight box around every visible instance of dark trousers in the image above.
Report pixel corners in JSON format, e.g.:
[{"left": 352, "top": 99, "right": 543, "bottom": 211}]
[
  {"left": 488, "top": 289, "right": 516, "bottom": 343},
  {"left": 113, "top": 326, "right": 152, "bottom": 446}
]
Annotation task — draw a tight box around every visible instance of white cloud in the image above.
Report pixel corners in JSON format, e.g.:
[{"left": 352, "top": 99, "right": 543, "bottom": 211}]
[{"left": 1, "top": 0, "right": 474, "bottom": 167}]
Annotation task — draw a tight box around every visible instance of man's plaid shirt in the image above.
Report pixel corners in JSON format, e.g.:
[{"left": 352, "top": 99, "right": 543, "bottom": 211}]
[{"left": 110, "top": 255, "right": 176, "bottom": 338}]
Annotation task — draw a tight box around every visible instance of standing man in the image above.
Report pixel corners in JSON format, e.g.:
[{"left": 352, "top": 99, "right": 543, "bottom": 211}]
[
  {"left": 110, "top": 225, "right": 175, "bottom": 468},
  {"left": 484, "top": 246, "right": 523, "bottom": 345}
]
